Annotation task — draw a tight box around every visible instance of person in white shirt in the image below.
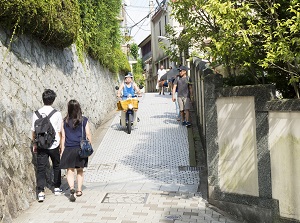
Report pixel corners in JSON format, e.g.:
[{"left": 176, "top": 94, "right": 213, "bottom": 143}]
[
  {"left": 31, "top": 89, "right": 63, "bottom": 202},
  {"left": 157, "top": 65, "right": 167, "bottom": 95}
]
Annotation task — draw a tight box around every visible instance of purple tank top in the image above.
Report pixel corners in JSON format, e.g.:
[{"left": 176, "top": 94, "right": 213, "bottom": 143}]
[{"left": 64, "top": 116, "right": 88, "bottom": 149}]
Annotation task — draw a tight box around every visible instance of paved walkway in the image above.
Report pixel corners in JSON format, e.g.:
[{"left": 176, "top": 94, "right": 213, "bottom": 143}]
[{"left": 14, "top": 93, "right": 240, "bottom": 223}]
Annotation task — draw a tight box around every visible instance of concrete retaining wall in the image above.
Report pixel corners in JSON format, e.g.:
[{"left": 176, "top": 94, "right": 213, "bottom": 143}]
[{"left": 0, "top": 28, "right": 119, "bottom": 223}]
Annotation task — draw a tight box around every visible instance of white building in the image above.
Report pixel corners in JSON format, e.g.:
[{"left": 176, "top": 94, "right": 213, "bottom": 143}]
[
  {"left": 150, "top": 0, "right": 183, "bottom": 73},
  {"left": 138, "top": 35, "right": 154, "bottom": 92}
]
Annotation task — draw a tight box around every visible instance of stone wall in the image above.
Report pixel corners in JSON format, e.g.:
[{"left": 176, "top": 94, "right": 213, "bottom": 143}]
[
  {"left": 267, "top": 101, "right": 300, "bottom": 221},
  {"left": 191, "top": 59, "right": 300, "bottom": 222},
  {"left": 0, "top": 28, "right": 119, "bottom": 223},
  {"left": 206, "top": 83, "right": 277, "bottom": 223}
]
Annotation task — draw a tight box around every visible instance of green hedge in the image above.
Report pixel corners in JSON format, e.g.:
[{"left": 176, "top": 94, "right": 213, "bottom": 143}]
[
  {"left": 0, "top": 0, "right": 80, "bottom": 47},
  {"left": 0, "top": 0, "right": 130, "bottom": 73},
  {"left": 79, "top": 0, "right": 130, "bottom": 73}
]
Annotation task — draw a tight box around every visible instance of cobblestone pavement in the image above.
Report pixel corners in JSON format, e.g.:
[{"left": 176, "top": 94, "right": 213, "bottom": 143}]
[{"left": 13, "top": 93, "right": 241, "bottom": 223}]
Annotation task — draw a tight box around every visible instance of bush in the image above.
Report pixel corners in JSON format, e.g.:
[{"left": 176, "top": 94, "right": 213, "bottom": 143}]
[
  {"left": 0, "top": 0, "right": 80, "bottom": 48},
  {"left": 223, "top": 71, "right": 297, "bottom": 99},
  {"left": 223, "top": 73, "right": 256, "bottom": 87},
  {"left": 78, "top": 0, "right": 130, "bottom": 73},
  {"left": 0, "top": 0, "right": 130, "bottom": 73}
]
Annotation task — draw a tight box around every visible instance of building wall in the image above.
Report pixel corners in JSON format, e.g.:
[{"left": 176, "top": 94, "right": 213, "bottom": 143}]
[
  {"left": 151, "top": 2, "right": 183, "bottom": 74},
  {"left": 139, "top": 37, "right": 155, "bottom": 93},
  {"left": 151, "top": 10, "right": 168, "bottom": 64}
]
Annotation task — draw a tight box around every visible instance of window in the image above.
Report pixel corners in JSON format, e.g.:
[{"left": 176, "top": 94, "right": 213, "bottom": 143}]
[
  {"left": 164, "top": 15, "right": 167, "bottom": 33},
  {"left": 159, "top": 21, "right": 162, "bottom": 36},
  {"left": 165, "top": 15, "right": 168, "bottom": 32}
]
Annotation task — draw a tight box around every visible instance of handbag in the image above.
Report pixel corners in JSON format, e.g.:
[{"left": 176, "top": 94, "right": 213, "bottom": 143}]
[
  {"left": 78, "top": 119, "right": 94, "bottom": 158},
  {"left": 159, "top": 80, "right": 164, "bottom": 87}
]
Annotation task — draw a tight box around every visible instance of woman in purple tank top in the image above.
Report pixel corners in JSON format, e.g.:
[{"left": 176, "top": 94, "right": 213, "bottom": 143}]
[{"left": 60, "top": 100, "right": 92, "bottom": 202}]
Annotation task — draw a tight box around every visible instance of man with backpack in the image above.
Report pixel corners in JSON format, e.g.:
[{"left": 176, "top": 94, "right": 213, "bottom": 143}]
[
  {"left": 31, "top": 89, "right": 63, "bottom": 202},
  {"left": 172, "top": 66, "right": 193, "bottom": 127}
]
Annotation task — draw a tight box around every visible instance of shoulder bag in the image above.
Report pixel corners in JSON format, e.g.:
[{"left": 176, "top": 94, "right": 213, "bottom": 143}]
[{"left": 78, "top": 119, "right": 94, "bottom": 158}]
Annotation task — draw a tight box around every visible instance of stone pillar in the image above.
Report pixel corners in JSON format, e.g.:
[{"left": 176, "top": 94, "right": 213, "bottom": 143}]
[{"left": 203, "top": 71, "right": 223, "bottom": 193}]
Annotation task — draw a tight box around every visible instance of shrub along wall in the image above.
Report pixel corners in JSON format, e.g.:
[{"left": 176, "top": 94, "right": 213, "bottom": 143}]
[
  {"left": 0, "top": 0, "right": 80, "bottom": 48},
  {"left": 0, "top": 0, "right": 130, "bottom": 74}
]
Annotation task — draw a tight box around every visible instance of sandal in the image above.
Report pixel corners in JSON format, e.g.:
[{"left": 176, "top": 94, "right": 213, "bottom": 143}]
[
  {"left": 70, "top": 189, "right": 76, "bottom": 202},
  {"left": 76, "top": 191, "right": 83, "bottom": 197}
]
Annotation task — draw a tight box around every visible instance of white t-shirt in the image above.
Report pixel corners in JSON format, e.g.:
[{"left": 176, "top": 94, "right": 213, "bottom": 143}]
[
  {"left": 157, "top": 68, "right": 167, "bottom": 81},
  {"left": 31, "top": 105, "right": 62, "bottom": 149}
]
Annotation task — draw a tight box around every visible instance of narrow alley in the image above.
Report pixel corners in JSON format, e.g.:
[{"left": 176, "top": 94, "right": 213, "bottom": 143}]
[{"left": 13, "top": 93, "right": 240, "bottom": 223}]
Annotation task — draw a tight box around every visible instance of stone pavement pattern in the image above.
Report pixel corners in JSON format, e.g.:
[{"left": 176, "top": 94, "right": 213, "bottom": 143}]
[{"left": 13, "top": 93, "right": 240, "bottom": 223}]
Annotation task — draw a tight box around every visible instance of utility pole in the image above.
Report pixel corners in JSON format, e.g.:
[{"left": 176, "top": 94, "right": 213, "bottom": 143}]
[
  {"left": 122, "top": 1, "right": 128, "bottom": 37},
  {"left": 149, "top": 0, "right": 155, "bottom": 69},
  {"left": 149, "top": 0, "right": 154, "bottom": 17}
]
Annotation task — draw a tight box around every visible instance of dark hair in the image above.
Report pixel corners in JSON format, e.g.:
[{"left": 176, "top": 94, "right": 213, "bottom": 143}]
[
  {"left": 64, "top": 99, "right": 82, "bottom": 128},
  {"left": 42, "top": 89, "right": 57, "bottom": 105}
]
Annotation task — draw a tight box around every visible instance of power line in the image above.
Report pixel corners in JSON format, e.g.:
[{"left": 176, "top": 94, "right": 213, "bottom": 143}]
[
  {"left": 123, "top": 0, "right": 164, "bottom": 42},
  {"left": 125, "top": 0, "right": 164, "bottom": 29},
  {"left": 129, "top": 11, "right": 151, "bottom": 29},
  {"left": 124, "top": 6, "right": 150, "bottom": 37},
  {"left": 127, "top": 5, "right": 150, "bottom": 9},
  {"left": 132, "top": 17, "right": 147, "bottom": 38},
  {"left": 124, "top": 8, "right": 136, "bottom": 24}
]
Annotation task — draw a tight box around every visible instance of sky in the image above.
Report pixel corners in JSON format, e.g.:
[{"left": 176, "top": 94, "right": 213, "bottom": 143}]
[{"left": 123, "top": 0, "right": 154, "bottom": 45}]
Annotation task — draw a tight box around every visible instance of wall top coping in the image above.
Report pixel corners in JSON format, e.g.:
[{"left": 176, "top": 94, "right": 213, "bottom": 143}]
[{"left": 266, "top": 99, "right": 300, "bottom": 111}]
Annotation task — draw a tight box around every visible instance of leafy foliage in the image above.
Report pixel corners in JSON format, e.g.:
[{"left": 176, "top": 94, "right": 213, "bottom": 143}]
[
  {"left": 223, "top": 73, "right": 257, "bottom": 87},
  {"left": 129, "top": 43, "right": 145, "bottom": 87},
  {"left": 0, "top": 0, "right": 80, "bottom": 48},
  {"left": 159, "top": 25, "right": 191, "bottom": 65},
  {"left": 78, "top": 0, "right": 130, "bottom": 73},
  {"left": 0, "top": 0, "right": 130, "bottom": 73},
  {"left": 130, "top": 43, "right": 139, "bottom": 60},
  {"left": 132, "top": 59, "right": 145, "bottom": 87},
  {"left": 170, "top": 0, "right": 300, "bottom": 98}
]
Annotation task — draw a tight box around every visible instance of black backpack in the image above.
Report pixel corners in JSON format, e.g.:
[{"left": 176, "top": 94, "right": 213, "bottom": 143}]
[{"left": 34, "top": 109, "right": 57, "bottom": 149}]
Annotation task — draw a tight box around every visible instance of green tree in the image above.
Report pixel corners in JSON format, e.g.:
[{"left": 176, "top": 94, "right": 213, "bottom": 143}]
[
  {"left": 170, "top": 0, "right": 300, "bottom": 98},
  {"left": 130, "top": 43, "right": 139, "bottom": 60},
  {"left": 256, "top": 1, "right": 300, "bottom": 97},
  {"left": 128, "top": 43, "right": 145, "bottom": 87},
  {"left": 132, "top": 59, "right": 145, "bottom": 87},
  {"left": 159, "top": 25, "right": 191, "bottom": 65},
  {"left": 170, "top": 0, "right": 261, "bottom": 76}
]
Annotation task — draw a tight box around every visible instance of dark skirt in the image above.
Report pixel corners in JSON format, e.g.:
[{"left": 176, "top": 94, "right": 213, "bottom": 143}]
[{"left": 60, "top": 147, "right": 88, "bottom": 169}]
